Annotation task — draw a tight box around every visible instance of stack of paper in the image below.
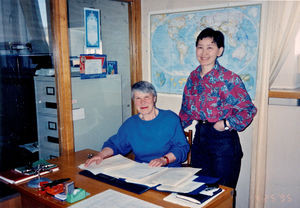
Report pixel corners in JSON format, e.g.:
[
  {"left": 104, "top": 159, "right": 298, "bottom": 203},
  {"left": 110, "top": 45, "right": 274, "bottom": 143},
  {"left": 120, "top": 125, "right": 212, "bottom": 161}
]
[
  {"left": 79, "top": 154, "right": 202, "bottom": 192},
  {"left": 69, "top": 189, "right": 163, "bottom": 208},
  {"left": 164, "top": 188, "right": 224, "bottom": 208}
]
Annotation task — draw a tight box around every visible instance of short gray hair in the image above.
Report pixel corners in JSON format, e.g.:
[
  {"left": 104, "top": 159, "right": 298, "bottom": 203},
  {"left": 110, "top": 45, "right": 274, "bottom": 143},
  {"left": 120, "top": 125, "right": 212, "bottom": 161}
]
[{"left": 131, "top": 81, "right": 157, "bottom": 99}]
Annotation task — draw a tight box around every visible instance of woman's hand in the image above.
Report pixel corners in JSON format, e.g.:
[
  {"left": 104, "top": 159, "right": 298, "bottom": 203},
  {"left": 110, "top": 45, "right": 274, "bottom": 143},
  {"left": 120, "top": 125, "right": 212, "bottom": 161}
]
[
  {"left": 84, "top": 148, "right": 114, "bottom": 167},
  {"left": 84, "top": 154, "right": 104, "bottom": 167},
  {"left": 149, "top": 157, "right": 167, "bottom": 167},
  {"left": 213, "top": 120, "right": 226, "bottom": 131}
]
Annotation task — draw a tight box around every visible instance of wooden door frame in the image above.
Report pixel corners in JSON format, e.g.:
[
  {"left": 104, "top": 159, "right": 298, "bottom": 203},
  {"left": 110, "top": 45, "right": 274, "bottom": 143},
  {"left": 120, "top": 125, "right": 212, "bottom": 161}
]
[{"left": 50, "top": 0, "right": 142, "bottom": 156}]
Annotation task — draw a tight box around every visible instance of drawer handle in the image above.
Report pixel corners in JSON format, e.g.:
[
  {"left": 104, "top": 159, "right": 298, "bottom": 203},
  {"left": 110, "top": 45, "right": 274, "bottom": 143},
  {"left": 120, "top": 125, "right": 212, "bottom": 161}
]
[
  {"left": 46, "top": 87, "right": 55, "bottom": 95},
  {"left": 45, "top": 102, "right": 57, "bottom": 109},
  {"left": 47, "top": 136, "right": 59, "bottom": 144},
  {"left": 48, "top": 121, "right": 57, "bottom": 130}
]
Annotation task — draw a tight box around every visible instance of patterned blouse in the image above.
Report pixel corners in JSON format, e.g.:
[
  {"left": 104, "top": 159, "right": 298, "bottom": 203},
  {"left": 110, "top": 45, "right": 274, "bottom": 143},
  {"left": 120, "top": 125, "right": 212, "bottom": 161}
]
[{"left": 179, "top": 61, "right": 257, "bottom": 132}]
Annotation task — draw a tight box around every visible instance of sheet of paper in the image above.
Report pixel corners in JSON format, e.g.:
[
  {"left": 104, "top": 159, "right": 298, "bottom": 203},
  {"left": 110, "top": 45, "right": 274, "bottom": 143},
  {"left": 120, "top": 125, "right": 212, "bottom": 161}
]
[
  {"left": 69, "top": 189, "right": 163, "bottom": 208},
  {"left": 151, "top": 167, "right": 201, "bottom": 186},
  {"left": 125, "top": 167, "right": 201, "bottom": 187},
  {"left": 78, "top": 154, "right": 135, "bottom": 175},
  {"left": 156, "top": 175, "right": 204, "bottom": 193},
  {"left": 136, "top": 167, "right": 201, "bottom": 187},
  {"left": 72, "top": 108, "right": 85, "bottom": 121},
  {"left": 104, "top": 162, "right": 163, "bottom": 180},
  {"left": 85, "top": 59, "right": 102, "bottom": 74},
  {"left": 163, "top": 189, "right": 224, "bottom": 208}
]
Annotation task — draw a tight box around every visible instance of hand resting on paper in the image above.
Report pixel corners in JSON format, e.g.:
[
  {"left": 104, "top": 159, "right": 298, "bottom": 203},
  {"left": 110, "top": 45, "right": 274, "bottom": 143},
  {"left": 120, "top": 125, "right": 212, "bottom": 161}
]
[
  {"left": 148, "top": 153, "right": 176, "bottom": 167},
  {"left": 84, "top": 147, "right": 113, "bottom": 167},
  {"left": 85, "top": 148, "right": 176, "bottom": 168}
]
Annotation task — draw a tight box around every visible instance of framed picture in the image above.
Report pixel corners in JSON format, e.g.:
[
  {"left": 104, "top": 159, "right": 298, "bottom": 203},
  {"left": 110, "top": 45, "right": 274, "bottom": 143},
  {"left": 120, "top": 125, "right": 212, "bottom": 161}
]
[
  {"left": 80, "top": 54, "right": 107, "bottom": 79},
  {"left": 107, "top": 61, "right": 118, "bottom": 75},
  {"left": 84, "top": 8, "right": 101, "bottom": 49}
]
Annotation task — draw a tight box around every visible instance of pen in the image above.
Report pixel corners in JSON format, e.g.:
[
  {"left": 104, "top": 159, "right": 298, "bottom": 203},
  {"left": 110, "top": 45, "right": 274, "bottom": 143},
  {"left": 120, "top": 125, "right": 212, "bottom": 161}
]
[{"left": 176, "top": 194, "right": 201, "bottom": 204}]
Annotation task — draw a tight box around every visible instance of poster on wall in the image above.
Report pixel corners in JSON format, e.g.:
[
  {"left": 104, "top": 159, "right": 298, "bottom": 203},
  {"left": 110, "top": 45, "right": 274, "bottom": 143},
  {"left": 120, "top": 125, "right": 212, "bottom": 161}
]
[
  {"left": 80, "top": 54, "right": 107, "bottom": 79},
  {"left": 84, "top": 8, "right": 101, "bottom": 49},
  {"left": 150, "top": 4, "right": 261, "bottom": 100}
]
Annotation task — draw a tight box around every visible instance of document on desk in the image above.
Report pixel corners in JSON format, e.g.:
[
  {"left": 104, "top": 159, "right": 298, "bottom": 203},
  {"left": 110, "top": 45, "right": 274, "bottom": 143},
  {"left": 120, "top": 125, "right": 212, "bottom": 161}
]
[
  {"left": 156, "top": 175, "right": 205, "bottom": 193},
  {"left": 163, "top": 189, "right": 224, "bottom": 208},
  {"left": 104, "top": 162, "right": 163, "bottom": 180},
  {"left": 79, "top": 154, "right": 201, "bottom": 189},
  {"left": 78, "top": 154, "right": 136, "bottom": 175},
  {"left": 69, "top": 189, "right": 163, "bottom": 208},
  {"left": 126, "top": 167, "right": 201, "bottom": 187},
  {"left": 78, "top": 154, "right": 162, "bottom": 179}
]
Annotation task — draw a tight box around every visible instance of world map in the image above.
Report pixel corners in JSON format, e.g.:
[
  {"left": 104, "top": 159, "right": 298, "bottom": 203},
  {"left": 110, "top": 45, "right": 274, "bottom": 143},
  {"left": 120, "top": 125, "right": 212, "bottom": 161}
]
[{"left": 150, "top": 4, "right": 261, "bottom": 100}]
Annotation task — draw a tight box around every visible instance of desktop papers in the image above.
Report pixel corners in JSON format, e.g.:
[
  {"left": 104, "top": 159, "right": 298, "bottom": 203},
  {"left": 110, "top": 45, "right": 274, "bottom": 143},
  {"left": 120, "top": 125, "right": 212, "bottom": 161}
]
[
  {"left": 78, "top": 154, "right": 162, "bottom": 180},
  {"left": 79, "top": 154, "right": 202, "bottom": 192},
  {"left": 69, "top": 189, "right": 163, "bottom": 208},
  {"left": 156, "top": 175, "right": 204, "bottom": 193},
  {"left": 126, "top": 166, "right": 201, "bottom": 187},
  {"left": 163, "top": 189, "right": 224, "bottom": 208}
]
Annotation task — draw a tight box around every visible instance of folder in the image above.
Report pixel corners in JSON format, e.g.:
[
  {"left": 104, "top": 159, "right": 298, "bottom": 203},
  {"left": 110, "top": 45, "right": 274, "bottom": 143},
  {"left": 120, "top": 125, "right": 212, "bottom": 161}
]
[{"left": 79, "top": 170, "right": 151, "bottom": 194}]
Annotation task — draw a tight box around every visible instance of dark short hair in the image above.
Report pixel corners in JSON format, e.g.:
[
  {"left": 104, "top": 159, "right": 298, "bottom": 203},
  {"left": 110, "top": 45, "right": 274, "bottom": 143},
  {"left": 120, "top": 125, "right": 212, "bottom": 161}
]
[
  {"left": 131, "top": 81, "right": 157, "bottom": 99},
  {"left": 195, "top": 27, "right": 224, "bottom": 49}
]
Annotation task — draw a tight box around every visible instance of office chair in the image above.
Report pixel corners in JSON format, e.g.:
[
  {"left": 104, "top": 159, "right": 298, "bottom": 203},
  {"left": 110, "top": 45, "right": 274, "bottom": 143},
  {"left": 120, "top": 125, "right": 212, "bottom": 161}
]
[{"left": 183, "top": 129, "right": 193, "bottom": 166}]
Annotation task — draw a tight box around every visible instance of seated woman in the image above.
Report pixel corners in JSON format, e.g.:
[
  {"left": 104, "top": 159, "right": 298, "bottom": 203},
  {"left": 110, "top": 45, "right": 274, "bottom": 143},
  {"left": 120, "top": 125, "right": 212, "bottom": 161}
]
[{"left": 85, "top": 81, "right": 189, "bottom": 167}]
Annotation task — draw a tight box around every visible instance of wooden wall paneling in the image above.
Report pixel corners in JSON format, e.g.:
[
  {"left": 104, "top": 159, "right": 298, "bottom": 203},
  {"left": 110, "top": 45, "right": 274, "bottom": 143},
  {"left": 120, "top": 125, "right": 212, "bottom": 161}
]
[
  {"left": 50, "top": 0, "right": 75, "bottom": 156},
  {"left": 128, "top": 0, "right": 142, "bottom": 114},
  {"left": 269, "top": 88, "right": 300, "bottom": 99}
]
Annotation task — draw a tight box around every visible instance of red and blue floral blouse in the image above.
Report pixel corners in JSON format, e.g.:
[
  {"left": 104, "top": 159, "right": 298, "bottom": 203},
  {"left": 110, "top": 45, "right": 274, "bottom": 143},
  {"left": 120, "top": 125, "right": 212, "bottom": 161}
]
[{"left": 179, "top": 61, "right": 257, "bottom": 132}]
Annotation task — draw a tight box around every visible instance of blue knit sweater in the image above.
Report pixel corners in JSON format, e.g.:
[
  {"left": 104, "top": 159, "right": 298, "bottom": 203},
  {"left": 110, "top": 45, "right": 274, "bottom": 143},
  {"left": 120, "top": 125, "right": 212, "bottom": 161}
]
[{"left": 102, "top": 109, "right": 189, "bottom": 167}]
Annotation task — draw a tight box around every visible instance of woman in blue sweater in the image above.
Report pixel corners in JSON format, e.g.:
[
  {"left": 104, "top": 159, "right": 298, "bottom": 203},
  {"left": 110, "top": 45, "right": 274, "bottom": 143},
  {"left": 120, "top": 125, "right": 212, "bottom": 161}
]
[{"left": 85, "top": 81, "right": 189, "bottom": 167}]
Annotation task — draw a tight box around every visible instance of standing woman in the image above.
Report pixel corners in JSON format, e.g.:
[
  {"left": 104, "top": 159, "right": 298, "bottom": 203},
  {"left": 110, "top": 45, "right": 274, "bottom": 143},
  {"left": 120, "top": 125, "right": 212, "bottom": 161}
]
[{"left": 179, "top": 27, "right": 257, "bottom": 189}]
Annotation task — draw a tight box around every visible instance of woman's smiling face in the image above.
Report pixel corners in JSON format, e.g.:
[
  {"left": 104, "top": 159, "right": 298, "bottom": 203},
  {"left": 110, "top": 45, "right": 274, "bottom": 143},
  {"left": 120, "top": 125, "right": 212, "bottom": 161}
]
[
  {"left": 196, "top": 37, "right": 223, "bottom": 70},
  {"left": 133, "top": 91, "right": 156, "bottom": 116}
]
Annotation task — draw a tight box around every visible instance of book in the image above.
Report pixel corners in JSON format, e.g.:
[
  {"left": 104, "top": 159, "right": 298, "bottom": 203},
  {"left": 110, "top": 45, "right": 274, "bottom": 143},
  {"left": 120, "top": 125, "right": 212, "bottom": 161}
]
[
  {"left": 164, "top": 188, "right": 224, "bottom": 208},
  {"left": 0, "top": 163, "right": 59, "bottom": 185}
]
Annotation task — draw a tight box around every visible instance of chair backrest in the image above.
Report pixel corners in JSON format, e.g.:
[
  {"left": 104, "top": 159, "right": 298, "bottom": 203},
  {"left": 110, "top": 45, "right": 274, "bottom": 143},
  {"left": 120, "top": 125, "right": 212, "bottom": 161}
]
[{"left": 184, "top": 130, "right": 193, "bottom": 166}]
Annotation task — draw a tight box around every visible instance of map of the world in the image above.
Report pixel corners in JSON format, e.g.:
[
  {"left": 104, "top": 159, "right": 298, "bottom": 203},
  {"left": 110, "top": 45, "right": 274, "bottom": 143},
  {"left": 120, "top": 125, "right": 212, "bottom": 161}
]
[{"left": 150, "top": 4, "right": 261, "bottom": 99}]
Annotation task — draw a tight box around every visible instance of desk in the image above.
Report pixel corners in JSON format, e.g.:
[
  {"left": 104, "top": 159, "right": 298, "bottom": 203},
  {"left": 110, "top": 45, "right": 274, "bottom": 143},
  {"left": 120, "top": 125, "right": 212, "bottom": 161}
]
[{"left": 12, "top": 149, "right": 233, "bottom": 208}]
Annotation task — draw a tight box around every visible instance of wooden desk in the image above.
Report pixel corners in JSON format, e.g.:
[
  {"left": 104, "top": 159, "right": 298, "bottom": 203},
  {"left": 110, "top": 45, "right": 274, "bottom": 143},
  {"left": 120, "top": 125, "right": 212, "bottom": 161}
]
[{"left": 12, "top": 149, "right": 233, "bottom": 208}]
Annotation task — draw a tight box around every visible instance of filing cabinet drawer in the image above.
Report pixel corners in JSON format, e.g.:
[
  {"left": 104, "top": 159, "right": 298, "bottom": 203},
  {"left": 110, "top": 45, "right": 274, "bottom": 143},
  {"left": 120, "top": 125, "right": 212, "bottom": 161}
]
[
  {"left": 39, "top": 146, "right": 59, "bottom": 160},
  {"left": 34, "top": 77, "right": 57, "bottom": 115},
  {"left": 37, "top": 115, "right": 59, "bottom": 141}
]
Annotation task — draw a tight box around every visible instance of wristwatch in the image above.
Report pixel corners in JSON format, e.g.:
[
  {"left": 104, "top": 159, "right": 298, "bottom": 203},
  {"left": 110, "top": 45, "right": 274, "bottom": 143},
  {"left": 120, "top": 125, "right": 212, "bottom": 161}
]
[{"left": 223, "top": 119, "right": 229, "bottom": 130}]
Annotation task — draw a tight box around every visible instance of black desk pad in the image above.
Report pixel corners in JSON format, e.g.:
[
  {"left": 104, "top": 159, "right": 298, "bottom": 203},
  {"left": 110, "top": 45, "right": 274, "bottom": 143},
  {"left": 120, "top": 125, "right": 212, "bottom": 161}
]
[{"left": 79, "top": 170, "right": 151, "bottom": 194}]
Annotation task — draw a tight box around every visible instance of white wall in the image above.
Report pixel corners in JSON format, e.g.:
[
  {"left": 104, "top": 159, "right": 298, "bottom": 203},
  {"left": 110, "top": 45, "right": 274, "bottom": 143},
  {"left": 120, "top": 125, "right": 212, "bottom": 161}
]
[
  {"left": 141, "top": 1, "right": 258, "bottom": 207},
  {"left": 265, "top": 104, "right": 300, "bottom": 208}
]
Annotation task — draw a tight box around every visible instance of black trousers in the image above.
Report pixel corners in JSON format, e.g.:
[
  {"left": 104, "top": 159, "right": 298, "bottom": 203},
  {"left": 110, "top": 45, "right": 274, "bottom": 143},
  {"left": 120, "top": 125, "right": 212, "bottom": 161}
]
[{"left": 191, "top": 121, "right": 243, "bottom": 189}]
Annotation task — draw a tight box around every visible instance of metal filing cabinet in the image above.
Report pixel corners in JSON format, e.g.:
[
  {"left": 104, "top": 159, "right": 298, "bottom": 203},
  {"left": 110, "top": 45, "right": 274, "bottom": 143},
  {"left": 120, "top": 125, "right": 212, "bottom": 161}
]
[{"left": 34, "top": 75, "right": 123, "bottom": 160}]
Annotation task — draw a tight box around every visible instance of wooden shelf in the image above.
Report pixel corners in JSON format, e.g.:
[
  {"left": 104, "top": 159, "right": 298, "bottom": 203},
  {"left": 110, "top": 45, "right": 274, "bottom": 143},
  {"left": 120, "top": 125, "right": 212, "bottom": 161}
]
[{"left": 269, "top": 88, "right": 300, "bottom": 99}]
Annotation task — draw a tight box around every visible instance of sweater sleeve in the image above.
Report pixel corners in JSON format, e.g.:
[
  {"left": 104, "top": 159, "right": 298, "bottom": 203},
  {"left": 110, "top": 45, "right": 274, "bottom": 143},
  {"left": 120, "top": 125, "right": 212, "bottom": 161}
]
[
  {"left": 168, "top": 114, "right": 190, "bottom": 165},
  {"left": 102, "top": 124, "right": 132, "bottom": 155}
]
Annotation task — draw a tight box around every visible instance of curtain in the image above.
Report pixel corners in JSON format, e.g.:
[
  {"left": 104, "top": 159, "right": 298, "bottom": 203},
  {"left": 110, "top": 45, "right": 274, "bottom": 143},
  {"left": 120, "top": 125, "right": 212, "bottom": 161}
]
[
  {"left": 19, "top": 0, "right": 50, "bottom": 53},
  {"left": 268, "top": 1, "right": 300, "bottom": 86},
  {"left": 250, "top": 2, "right": 300, "bottom": 208}
]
